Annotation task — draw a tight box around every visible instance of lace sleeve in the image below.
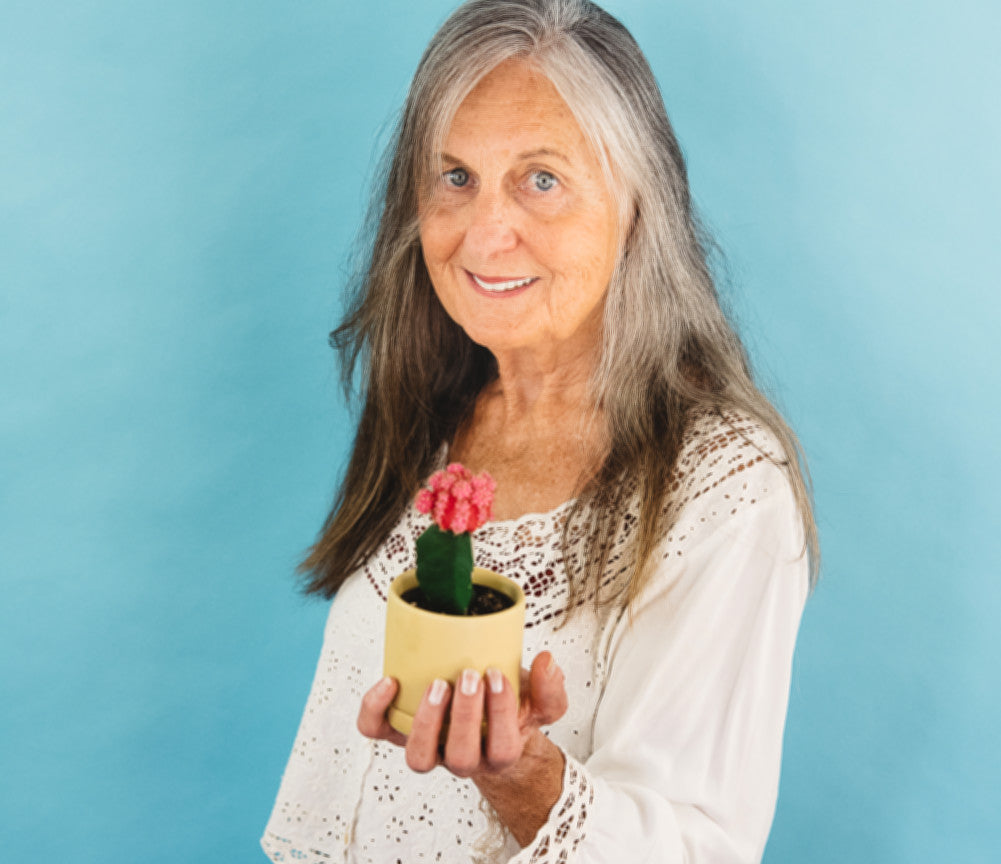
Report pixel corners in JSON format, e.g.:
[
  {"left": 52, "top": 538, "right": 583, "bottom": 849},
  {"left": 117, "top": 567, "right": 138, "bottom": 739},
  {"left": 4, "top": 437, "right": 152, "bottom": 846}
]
[
  {"left": 260, "top": 830, "right": 335, "bottom": 862},
  {"left": 507, "top": 755, "right": 593, "bottom": 863}
]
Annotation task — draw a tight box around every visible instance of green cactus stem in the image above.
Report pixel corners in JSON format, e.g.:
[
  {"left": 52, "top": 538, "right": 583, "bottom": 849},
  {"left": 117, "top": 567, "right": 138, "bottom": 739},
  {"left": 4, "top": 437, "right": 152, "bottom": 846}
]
[{"left": 415, "top": 524, "right": 473, "bottom": 614}]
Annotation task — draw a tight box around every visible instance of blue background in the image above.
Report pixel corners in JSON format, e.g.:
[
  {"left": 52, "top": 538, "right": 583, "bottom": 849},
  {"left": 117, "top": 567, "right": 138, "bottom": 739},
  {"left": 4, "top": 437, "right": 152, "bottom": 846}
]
[{"left": 2, "top": 1, "right": 998, "bottom": 860}]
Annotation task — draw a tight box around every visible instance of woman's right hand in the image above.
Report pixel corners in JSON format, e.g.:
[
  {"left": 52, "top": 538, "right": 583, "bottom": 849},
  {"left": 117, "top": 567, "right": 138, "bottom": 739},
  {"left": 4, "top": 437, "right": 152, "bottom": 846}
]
[{"left": 357, "top": 651, "right": 568, "bottom": 772}]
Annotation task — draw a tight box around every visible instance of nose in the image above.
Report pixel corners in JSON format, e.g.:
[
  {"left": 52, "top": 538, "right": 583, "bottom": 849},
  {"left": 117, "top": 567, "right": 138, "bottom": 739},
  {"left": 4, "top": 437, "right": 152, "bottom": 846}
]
[{"left": 462, "top": 187, "right": 519, "bottom": 259}]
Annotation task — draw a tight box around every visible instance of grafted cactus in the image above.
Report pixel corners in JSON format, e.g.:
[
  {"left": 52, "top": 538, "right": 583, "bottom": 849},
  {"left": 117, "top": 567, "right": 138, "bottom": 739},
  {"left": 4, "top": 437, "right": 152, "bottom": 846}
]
[{"left": 414, "top": 464, "right": 496, "bottom": 614}]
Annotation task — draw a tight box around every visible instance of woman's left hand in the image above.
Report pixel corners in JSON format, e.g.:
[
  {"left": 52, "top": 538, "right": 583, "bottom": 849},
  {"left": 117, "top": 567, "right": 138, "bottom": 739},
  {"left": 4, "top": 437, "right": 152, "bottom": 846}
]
[{"left": 357, "top": 652, "right": 569, "bottom": 845}]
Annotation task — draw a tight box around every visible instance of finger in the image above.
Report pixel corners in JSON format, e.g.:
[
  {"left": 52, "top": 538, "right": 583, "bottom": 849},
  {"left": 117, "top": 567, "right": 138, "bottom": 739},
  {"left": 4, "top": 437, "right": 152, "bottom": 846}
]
[
  {"left": 528, "top": 652, "right": 569, "bottom": 726},
  {"left": 443, "top": 669, "right": 485, "bottom": 777},
  {"left": 357, "top": 676, "right": 403, "bottom": 742},
  {"left": 483, "top": 667, "right": 523, "bottom": 770},
  {"left": 405, "top": 678, "right": 450, "bottom": 773}
]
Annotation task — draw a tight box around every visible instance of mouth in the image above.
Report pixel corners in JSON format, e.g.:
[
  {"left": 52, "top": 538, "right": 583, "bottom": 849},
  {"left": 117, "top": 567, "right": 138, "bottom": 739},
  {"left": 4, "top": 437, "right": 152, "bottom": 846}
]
[{"left": 466, "top": 271, "right": 538, "bottom": 295}]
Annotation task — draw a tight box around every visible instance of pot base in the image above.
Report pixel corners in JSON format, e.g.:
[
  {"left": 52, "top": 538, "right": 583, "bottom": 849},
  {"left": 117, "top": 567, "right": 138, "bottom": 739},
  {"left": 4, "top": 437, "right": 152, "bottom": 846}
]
[
  {"left": 387, "top": 706, "right": 415, "bottom": 736},
  {"left": 386, "top": 706, "right": 485, "bottom": 739}
]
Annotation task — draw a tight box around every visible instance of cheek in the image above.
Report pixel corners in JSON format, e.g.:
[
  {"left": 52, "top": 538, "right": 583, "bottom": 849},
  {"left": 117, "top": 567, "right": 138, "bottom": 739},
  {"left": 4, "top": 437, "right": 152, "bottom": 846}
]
[
  {"left": 423, "top": 220, "right": 465, "bottom": 274},
  {"left": 549, "top": 216, "right": 618, "bottom": 285}
]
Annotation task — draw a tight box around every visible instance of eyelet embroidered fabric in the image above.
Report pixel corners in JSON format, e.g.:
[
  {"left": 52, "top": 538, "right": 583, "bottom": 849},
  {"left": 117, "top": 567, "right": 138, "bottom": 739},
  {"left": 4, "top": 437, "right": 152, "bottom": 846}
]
[{"left": 261, "top": 409, "right": 799, "bottom": 863}]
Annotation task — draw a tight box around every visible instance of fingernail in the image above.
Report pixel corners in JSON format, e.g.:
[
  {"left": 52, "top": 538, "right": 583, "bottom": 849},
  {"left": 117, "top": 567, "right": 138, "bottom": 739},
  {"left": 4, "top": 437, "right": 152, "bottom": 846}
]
[
  {"left": 376, "top": 676, "right": 394, "bottom": 694},
  {"left": 460, "top": 668, "right": 480, "bottom": 696},
  {"left": 486, "top": 667, "right": 504, "bottom": 694},
  {"left": 428, "top": 678, "right": 448, "bottom": 706},
  {"left": 545, "top": 655, "right": 559, "bottom": 678}
]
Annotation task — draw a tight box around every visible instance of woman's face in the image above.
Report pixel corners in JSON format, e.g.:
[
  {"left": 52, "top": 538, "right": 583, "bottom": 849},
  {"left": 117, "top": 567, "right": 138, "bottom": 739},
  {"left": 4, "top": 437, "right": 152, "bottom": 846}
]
[{"left": 419, "top": 59, "right": 620, "bottom": 362}]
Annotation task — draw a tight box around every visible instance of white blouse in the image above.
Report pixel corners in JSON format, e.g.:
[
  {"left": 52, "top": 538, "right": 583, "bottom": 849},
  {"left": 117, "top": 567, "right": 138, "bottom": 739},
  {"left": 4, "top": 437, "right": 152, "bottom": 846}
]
[{"left": 261, "top": 410, "right": 809, "bottom": 863}]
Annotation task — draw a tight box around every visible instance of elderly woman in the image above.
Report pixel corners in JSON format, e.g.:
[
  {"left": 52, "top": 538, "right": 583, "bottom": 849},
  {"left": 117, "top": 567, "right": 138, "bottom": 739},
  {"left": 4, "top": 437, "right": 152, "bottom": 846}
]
[{"left": 262, "top": 0, "right": 817, "bottom": 862}]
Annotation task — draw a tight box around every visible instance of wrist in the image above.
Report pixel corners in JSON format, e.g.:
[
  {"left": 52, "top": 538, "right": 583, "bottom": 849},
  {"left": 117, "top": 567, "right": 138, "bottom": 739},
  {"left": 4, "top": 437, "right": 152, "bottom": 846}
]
[{"left": 473, "top": 731, "right": 566, "bottom": 847}]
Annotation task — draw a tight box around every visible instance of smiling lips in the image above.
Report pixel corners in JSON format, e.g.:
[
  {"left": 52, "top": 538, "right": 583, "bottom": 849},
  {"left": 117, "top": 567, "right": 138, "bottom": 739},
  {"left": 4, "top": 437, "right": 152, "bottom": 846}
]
[{"left": 468, "top": 271, "right": 538, "bottom": 293}]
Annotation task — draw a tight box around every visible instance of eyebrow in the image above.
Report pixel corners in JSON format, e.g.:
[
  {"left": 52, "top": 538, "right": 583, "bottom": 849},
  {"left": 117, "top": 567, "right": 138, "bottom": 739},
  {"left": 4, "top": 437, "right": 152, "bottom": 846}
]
[
  {"left": 440, "top": 148, "right": 572, "bottom": 165},
  {"left": 517, "top": 147, "right": 571, "bottom": 164}
]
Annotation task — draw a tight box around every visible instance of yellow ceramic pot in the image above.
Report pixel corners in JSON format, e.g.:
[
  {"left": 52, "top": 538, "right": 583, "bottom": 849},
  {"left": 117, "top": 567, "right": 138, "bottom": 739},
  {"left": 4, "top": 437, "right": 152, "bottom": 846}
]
[{"left": 383, "top": 567, "right": 525, "bottom": 735}]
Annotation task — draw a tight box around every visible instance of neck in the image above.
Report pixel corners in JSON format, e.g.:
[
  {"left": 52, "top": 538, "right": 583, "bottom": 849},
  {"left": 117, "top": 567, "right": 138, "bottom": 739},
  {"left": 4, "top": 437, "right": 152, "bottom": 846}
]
[
  {"left": 488, "top": 341, "right": 597, "bottom": 420},
  {"left": 449, "top": 334, "right": 608, "bottom": 520}
]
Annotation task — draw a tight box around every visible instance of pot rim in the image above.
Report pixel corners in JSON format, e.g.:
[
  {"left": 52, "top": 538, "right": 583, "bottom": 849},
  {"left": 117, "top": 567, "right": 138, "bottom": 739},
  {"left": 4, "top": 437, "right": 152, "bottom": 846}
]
[{"left": 387, "top": 567, "right": 525, "bottom": 619}]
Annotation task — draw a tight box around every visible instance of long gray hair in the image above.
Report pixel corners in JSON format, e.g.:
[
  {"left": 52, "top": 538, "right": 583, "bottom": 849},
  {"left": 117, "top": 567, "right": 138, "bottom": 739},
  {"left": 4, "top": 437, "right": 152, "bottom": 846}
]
[{"left": 301, "top": 0, "right": 818, "bottom": 605}]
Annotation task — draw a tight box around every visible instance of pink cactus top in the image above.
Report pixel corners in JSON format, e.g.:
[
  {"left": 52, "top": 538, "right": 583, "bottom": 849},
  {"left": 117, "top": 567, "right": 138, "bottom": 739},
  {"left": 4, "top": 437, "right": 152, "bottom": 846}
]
[{"left": 414, "top": 463, "right": 496, "bottom": 534}]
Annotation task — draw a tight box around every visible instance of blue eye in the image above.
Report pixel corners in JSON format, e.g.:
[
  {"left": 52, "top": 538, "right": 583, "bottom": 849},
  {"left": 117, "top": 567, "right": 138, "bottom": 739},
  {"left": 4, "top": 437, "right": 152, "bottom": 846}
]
[
  {"left": 532, "top": 171, "right": 558, "bottom": 192},
  {"left": 444, "top": 168, "right": 469, "bottom": 187}
]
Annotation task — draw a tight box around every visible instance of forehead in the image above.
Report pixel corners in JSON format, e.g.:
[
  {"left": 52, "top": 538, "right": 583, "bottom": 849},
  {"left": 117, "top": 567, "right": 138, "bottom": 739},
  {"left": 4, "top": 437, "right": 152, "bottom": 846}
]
[{"left": 444, "top": 59, "right": 588, "bottom": 156}]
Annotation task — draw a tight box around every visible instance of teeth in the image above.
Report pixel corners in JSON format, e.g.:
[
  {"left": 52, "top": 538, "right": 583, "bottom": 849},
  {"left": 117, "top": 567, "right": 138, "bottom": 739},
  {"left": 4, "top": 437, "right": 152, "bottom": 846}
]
[{"left": 472, "top": 274, "right": 535, "bottom": 292}]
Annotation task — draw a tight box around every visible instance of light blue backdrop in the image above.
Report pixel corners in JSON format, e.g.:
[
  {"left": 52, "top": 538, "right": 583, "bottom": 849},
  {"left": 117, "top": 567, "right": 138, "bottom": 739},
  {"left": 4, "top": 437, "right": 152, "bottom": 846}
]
[{"left": 2, "top": 1, "right": 998, "bottom": 861}]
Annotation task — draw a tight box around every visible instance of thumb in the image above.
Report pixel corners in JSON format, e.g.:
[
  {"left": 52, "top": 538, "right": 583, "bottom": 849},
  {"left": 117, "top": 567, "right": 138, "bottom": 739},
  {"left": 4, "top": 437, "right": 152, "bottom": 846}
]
[{"left": 528, "top": 651, "right": 568, "bottom": 726}]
